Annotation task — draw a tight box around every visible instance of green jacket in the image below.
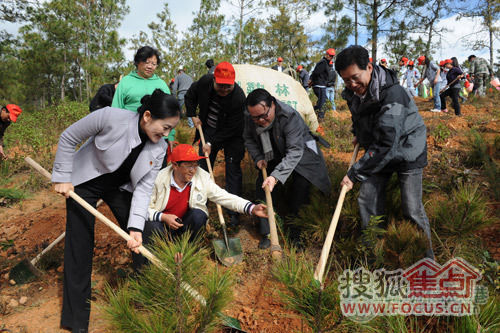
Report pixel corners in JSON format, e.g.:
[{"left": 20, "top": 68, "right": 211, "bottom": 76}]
[{"left": 112, "top": 70, "right": 175, "bottom": 140}]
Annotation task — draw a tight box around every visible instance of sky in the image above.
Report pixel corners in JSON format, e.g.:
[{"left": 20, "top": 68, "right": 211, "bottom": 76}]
[{"left": 3, "top": 0, "right": 498, "bottom": 66}]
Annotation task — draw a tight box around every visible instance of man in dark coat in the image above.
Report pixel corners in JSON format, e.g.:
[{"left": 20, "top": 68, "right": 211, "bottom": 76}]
[
  {"left": 89, "top": 83, "right": 117, "bottom": 112},
  {"left": 185, "top": 61, "right": 246, "bottom": 226},
  {"left": 0, "top": 104, "right": 22, "bottom": 159},
  {"left": 310, "top": 48, "right": 335, "bottom": 121},
  {"left": 296, "top": 65, "right": 310, "bottom": 90},
  {"left": 244, "top": 88, "right": 331, "bottom": 249},
  {"left": 336, "top": 45, "right": 434, "bottom": 259}
]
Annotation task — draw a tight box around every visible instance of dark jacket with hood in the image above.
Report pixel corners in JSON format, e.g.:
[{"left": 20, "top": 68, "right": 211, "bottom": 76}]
[
  {"left": 185, "top": 74, "right": 246, "bottom": 145},
  {"left": 244, "top": 100, "right": 331, "bottom": 195},
  {"left": 310, "top": 57, "right": 330, "bottom": 86},
  {"left": 89, "top": 83, "right": 115, "bottom": 112},
  {"left": 342, "top": 65, "right": 428, "bottom": 182}
]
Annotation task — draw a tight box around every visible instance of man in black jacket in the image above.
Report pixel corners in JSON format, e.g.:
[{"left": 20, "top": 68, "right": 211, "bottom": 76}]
[
  {"left": 310, "top": 48, "right": 335, "bottom": 121},
  {"left": 336, "top": 45, "right": 434, "bottom": 259},
  {"left": 185, "top": 61, "right": 246, "bottom": 226}
]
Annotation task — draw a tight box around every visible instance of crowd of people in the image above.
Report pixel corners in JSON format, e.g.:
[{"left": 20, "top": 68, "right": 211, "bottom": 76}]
[{"left": 1, "top": 44, "right": 498, "bottom": 333}]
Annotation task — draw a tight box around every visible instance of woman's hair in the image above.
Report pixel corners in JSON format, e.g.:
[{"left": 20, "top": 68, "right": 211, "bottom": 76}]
[
  {"left": 246, "top": 88, "right": 275, "bottom": 108},
  {"left": 451, "top": 57, "right": 460, "bottom": 68},
  {"left": 134, "top": 46, "right": 161, "bottom": 67},
  {"left": 138, "top": 89, "right": 180, "bottom": 119}
]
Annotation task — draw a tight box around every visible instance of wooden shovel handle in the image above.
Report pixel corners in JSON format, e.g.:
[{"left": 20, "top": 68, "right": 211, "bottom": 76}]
[
  {"left": 262, "top": 168, "right": 282, "bottom": 259},
  {"left": 314, "top": 144, "right": 359, "bottom": 283},
  {"left": 197, "top": 125, "right": 226, "bottom": 227},
  {"left": 24, "top": 157, "right": 206, "bottom": 305}
]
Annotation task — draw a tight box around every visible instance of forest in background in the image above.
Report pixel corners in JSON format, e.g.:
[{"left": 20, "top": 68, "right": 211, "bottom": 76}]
[{"left": 0, "top": 0, "right": 499, "bottom": 110}]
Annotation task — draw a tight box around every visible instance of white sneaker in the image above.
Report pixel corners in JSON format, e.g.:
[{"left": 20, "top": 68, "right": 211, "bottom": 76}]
[{"left": 430, "top": 108, "right": 441, "bottom": 113}]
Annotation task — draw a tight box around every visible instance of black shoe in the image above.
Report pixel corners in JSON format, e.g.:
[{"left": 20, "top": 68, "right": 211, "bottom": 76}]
[
  {"left": 258, "top": 237, "right": 271, "bottom": 249},
  {"left": 227, "top": 215, "right": 240, "bottom": 227}
]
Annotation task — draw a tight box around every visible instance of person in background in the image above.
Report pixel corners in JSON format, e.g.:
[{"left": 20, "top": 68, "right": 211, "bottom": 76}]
[
  {"left": 325, "top": 60, "right": 338, "bottom": 111},
  {"left": 205, "top": 58, "right": 215, "bottom": 74},
  {"left": 440, "top": 59, "right": 464, "bottom": 116},
  {"left": 172, "top": 67, "right": 194, "bottom": 128},
  {"left": 296, "top": 65, "right": 310, "bottom": 91},
  {"left": 185, "top": 62, "right": 246, "bottom": 227},
  {"left": 379, "top": 58, "right": 388, "bottom": 68},
  {"left": 310, "top": 48, "right": 335, "bottom": 122},
  {"left": 53, "top": 89, "right": 180, "bottom": 333},
  {"left": 0, "top": 104, "right": 22, "bottom": 159},
  {"left": 112, "top": 46, "right": 175, "bottom": 160},
  {"left": 415, "top": 55, "right": 442, "bottom": 112},
  {"left": 169, "top": 78, "right": 175, "bottom": 93},
  {"left": 272, "top": 57, "right": 284, "bottom": 72},
  {"left": 403, "top": 61, "right": 420, "bottom": 97},
  {"left": 243, "top": 88, "right": 331, "bottom": 249},
  {"left": 451, "top": 57, "right": 467, "bottom": 103},
  {"left": 335, "top": 45, "right": 434, "bottom": 260},
  {"left": 89, "top": 82, "right": 119, "bottom": 112},
  {"left": 468, "top": 54, "right": 493, "bottom": 97}
]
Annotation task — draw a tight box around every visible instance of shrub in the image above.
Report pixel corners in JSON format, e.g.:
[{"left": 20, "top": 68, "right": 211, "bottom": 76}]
[
  {"left": 431, "top": 123, "right": 452, "bottom": 143},
  {"left": 271, "top": 247, "right": 342, "bottom": 333},
  {"left": 433, "top": 183, "right": 492, "bottom": 241},
  {"left": 100, "top": 233, "right": 234, "bottom": 333}
]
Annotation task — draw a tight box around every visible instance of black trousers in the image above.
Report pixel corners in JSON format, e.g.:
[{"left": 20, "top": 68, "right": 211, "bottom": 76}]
[
  {"left": 133, "top": 208, "right": 208, "bottom": 271},
  {"left": 61, "top": 179, "right": 132, "bottom": 333},
  {"left": 198, "top": 126, "right": 244, "bottom": 217},
  {"left": 313, "top": 87, "right": 327, "bottom": 118},
  {"left": 440, "top": 87, "right": 461, "bottom": 115},
  {"left": 256, "top": 166, "right": 312, "bottom": 237}
]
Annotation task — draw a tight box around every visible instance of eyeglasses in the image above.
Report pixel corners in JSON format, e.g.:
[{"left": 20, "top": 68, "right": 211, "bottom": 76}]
[
  {"left": 144, "top": 61, "right": 158, "bottom": 67},
  {"left": 250, "top": 104, "right": 271, "bottom": 120}
]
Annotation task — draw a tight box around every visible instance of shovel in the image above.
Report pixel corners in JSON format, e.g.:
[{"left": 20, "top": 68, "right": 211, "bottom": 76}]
[
  {"left": 314, "top": 144, "right": 359, "bottom": 285},
  {"left": 196, "top": 125, "right": 243, "bottom": 267},
  {"left": 261, "top": 168, "right": 282, "bottom": 260},
  {"left": 9, "top": 158, "right": 103, "bottom": 284},
  {"left": 25, "top": 157, "right": 244, "bottom": 331}
]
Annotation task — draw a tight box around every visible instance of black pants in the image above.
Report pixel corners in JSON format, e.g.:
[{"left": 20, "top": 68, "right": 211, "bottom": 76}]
[
  {"left": 198, "top": 126, "right": 244, "bottom": 217},
  {"left": 440, "top": 87, "right": 461, "bottom": 115},
  {"left": 256, "top": 166, "right": 312, "bottom": 238},
  {"left": 61, "top": 179, "right": 133, "bottom": 333},
  {"left": 133, "top": 208, "right": 208, "bottom": 271},
  {"left": 313, "top": 87, "right": 327, "bottom": 119}
]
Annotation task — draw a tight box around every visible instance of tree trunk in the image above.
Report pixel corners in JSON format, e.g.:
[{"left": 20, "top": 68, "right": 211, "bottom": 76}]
[
  {"left": 61, "top": 51, "right": 66, "bottom": 101},
  {"left": 237, "top": 0, "right": 243, "bottom": 63},
  {"left": 354, "top": 0, "right": 358, "bottom": 45},
  {"left": 371, "top": 0, "right": 377, "bottom": 63},
  {"left": 487, "top": 0, "right": 494, "bottom": 68}
]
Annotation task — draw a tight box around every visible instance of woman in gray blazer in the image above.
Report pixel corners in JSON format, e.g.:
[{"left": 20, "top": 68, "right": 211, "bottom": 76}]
[{"left": 52, "top": 89, "right": 180, "bottom": 333}]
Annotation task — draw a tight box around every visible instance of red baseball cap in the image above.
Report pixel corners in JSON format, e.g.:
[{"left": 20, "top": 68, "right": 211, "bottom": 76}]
[
  {"left": 326, "top": 48, "right": 335, "bottom": 56},
  {"left": 277, "top": 57, "right": 283, "bottom": 62},
  {"left": 214, "top": 61, "right": 235, "bottom": 85},
  {"left": 369, "top": 57, "right": 373, "bottom": 63},
  {"left": 5, "top": 104, "right": 22, "bottom": 122},
  {"left": 381, "top": 58, "right": 387, "bottom": 63},
  {"left": 408, "top": 60, "right": 414, "bottom": 66},
  {"left": 417, "top": 56, "right": 425, "bottom": 66},
  {"left": 439, "top": 60, "right": 445, "bottom": 66},
  {"left": 444, "top": 59, "right": 453, "bottom": 64},
  {"left": 170, "top": 144, "right": 207, "bottom": 163},
  {"left": 296, "top": 65, "right": 303, "bottom": 71}
]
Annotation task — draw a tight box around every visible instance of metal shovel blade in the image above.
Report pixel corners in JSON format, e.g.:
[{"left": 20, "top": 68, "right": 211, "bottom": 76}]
[{"left": 212, "top": 237, "right": 243, "bottom": 267}]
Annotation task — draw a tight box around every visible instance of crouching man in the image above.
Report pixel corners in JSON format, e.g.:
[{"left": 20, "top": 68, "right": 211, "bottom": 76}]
[
  {"left": 134, "top": 144, "right": 267, "bottom": 269},
  {"left": 243, "top": 89, "right": 331, "bottom": 249}
]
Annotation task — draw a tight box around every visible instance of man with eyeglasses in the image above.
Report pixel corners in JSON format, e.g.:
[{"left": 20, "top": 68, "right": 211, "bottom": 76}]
[
  {"left": 244, "top": 89, "right": 331, "bottom": 249},
  {"left": 185, "top": 61, "right": 247, "bottom": 228},
  {"left": 0, "top": 104, "right": 22, "bottom": 159},
  {"left": 134, "top": 144, "right": 267, "bottom": 268},
  {"left": 335, "top": 45, "right": 434, "bottom": 259}
]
